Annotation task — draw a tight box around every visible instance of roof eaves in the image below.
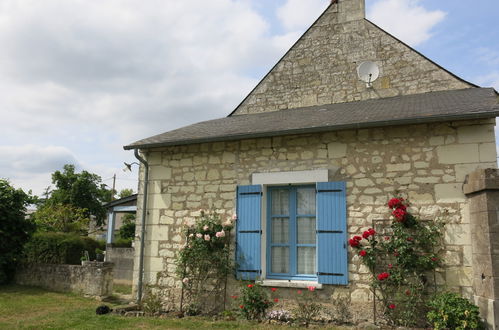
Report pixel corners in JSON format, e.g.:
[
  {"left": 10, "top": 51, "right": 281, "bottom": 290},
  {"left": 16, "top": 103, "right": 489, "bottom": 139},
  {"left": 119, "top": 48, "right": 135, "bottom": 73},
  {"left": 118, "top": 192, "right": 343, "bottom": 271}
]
[{"left": 123, "top": 108, "right": 499, "bottom": 150}]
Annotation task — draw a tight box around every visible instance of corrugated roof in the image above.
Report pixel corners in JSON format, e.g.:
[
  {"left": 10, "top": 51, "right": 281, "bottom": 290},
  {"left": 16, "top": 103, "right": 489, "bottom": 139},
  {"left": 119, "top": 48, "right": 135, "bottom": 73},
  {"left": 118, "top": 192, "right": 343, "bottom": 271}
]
[{"left": 124, "top": 88, "right": 499, "bottom": 150}]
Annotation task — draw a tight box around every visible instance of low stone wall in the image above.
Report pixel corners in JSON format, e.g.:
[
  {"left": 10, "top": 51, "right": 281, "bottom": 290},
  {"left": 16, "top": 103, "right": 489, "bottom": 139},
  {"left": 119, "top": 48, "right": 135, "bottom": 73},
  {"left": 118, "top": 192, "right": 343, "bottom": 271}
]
[
  {"left": 15, "top": 262, "right": 114, "bottom": 298},
  {"left": 106, "top": 246, "right": 134, "bottom": 285}
]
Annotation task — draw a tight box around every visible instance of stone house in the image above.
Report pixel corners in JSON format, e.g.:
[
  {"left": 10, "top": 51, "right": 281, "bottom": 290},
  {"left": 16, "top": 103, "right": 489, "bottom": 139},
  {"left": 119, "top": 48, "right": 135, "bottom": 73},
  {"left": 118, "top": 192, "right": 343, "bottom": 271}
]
[{"left": 124, "top": 0, "right": 499, "bottom": 326}]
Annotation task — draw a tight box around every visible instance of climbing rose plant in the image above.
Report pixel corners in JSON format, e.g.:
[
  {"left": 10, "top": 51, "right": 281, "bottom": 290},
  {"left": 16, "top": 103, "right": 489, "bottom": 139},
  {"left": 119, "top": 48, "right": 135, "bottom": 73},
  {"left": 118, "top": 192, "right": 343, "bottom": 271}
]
[
  {"left": 176, "top": 210, "right": 235, "bottom": 314},
  {"left": 349, "top": 197, "right": 444, "bottom": 327}
]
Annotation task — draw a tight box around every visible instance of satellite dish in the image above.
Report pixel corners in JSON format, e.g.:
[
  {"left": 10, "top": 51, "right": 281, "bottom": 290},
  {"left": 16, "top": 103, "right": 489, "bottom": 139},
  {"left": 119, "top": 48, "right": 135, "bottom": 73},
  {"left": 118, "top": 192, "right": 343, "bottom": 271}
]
[{"left": 357, "top": 61, "right": 379, "bottom": 88}]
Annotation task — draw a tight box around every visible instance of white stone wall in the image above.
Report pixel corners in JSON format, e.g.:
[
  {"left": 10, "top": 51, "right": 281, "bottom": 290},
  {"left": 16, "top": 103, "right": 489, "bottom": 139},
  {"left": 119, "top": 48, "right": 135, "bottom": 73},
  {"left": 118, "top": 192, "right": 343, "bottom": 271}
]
[{"left": 132, "top": 118, "right": 497, "bottom": 302}]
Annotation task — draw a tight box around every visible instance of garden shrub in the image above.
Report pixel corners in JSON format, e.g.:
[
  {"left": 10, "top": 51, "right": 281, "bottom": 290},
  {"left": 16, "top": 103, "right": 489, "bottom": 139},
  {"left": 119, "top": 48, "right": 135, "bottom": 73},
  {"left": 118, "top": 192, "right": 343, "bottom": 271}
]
[
  {"left": 119, "top": 214, "right": 136, "bottom": 241},
  {"left": 24, "top": 232, "right": 103, "bottom": 264},
  {"left": 112, "top": 238, "right": 133, "bottom": 248},
  {"left": 237, "top": 283, "right": 274, "bottom": 321},
  {"left": 0, "top": 179, "right": 35, "bottom": 283},
  {"left": 176, "top": 210, "right": 234, "bottom": 314},
  {"left": 349, "top": 197, "right": 444, "bottom": 327},
  {"left": 292, "top": 286, "right": 323, "bottom": 327},
  {"left": 427, "top": 292, "right": 483, "bottom": 330}
]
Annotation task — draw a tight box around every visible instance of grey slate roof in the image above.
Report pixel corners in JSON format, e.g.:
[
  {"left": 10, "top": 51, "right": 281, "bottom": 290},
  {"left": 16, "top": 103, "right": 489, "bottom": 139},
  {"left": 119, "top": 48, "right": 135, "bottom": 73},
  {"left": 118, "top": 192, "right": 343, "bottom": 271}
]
[{"left": 124, "top": 88, "right": 499, "bottom": 150}]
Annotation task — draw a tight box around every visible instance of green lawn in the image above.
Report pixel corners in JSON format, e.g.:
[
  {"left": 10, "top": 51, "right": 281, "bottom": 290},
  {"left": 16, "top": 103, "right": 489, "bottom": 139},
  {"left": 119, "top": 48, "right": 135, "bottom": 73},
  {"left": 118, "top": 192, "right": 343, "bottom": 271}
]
[{"left": 0, "top": 285, "right": 345, "bottom": 329}]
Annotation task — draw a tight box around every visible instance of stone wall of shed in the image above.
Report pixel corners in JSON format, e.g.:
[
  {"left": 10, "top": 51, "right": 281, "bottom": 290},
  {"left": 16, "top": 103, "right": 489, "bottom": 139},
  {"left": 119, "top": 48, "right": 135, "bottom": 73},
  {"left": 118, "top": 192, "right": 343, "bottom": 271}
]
[
  {"left": 132, "top": 118, "right": 496, "bottom": 316},
  {"left": 232, "top": 1, "right": 472, "bottom": 115}
]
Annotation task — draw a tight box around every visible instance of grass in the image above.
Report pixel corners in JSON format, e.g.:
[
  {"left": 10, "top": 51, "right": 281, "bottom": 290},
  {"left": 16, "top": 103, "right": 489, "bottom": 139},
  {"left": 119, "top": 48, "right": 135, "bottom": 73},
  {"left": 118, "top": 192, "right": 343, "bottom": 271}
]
[
  {"left": 0, "top": 285, "right": 347, "bottom": 329},
  {"left": 113, "top": 284, "right": 132, "bottom": 295}
]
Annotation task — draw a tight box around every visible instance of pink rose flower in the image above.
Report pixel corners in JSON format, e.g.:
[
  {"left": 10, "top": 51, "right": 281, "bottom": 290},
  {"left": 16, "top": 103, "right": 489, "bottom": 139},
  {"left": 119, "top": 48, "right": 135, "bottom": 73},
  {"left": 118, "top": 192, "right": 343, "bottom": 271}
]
[
  {"left": 203, "top": 225, "right": 209, "bottom": 231},
  {"left": 204, "top": 234, "right": 210, "bottom": 241},
  {"left": 196, "top": 233, "right": 202, "bottom": 238},
  {"left": 215, "top": 230, "right": 225, "bottom": 238}
]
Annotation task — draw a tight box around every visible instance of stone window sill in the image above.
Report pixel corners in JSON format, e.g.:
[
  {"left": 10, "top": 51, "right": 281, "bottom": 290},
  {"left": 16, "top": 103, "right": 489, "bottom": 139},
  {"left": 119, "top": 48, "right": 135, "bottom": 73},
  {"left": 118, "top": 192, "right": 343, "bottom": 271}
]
[{"left": 257, "top": 279, "right": 323, "bottom": 289}]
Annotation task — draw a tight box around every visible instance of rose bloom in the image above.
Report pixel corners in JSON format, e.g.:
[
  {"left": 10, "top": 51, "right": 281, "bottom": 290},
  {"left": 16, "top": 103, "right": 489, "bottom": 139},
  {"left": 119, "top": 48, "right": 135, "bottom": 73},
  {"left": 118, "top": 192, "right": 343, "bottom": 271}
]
[
  {"left": 196, "top": 233, "right": 203, "bottom": 238},
  {"left": 368, "top": 228, "right": 376, "bottom": 236},
  {"left": 247, "top": 284, "right": 253, "bottom": 288},
  {"left": 204, "top": 234, "right": 210, "bottom": 241},
  {"left": 307, "top": 286, "right": 316, "bottom": 292},
  {"left": 182, "top": 278, "right": 189, "bottom": 284},
  {"left": 388, "top": 198, "right": 403, "bottom": 209},
  {"left": 297, "top": 290, "right": 302, "bottom": 294},
  {"left": 271, "top": 288, "right": 277, "bottom": 292},
  {"left": 388, "top": 304, "right": 396, "bottom": 309},
  {"left": 203, "top": 225, "right": 209, "bottom": 231},
  {"left": 359, "top": 250, "right": 367, "bottom": 257},
  {"left": 230, "top": 295, "right": 238, "bottom": 299},
  {"left": 188, "top": 233, "right": 194, "bottom": 238},
  {"left": 349, "top": 238, "right": 360, "bottom": 247},
  {"left": 215, "top": 230, "right": 225, "bottom": 238},
  {"left": 377, "top": 272, "right": 390, "bottom": 281},
  {"left": 274, "top": 298, "right": 279, "bottom": 303},
  {"left": 392, "top": 208, "right": 406, "bottom": 221},
  {"left": 232, "top": 214, "right": 237, "bottom": 220},
  {"left": 353, "top": 235, "right": 362, "bottom": 241},
  {"left": 223, "top": 219, "right": 232, "bottom": 227},
  {"left": 239, "top": 305, "right": 244, "bottom": 309},
  {"left": 405, "top": 289, "right": 411, "bottom": 296},
  {"left": 362, "top": 231, "right": 370, "bottom": 239}
]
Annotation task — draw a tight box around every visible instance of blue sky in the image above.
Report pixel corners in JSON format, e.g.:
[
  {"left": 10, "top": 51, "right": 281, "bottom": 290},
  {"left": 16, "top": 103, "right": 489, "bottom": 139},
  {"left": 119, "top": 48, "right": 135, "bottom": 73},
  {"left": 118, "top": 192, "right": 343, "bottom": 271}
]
[{"left": 0, "top": 0, "right": 497, "bottom": 196}]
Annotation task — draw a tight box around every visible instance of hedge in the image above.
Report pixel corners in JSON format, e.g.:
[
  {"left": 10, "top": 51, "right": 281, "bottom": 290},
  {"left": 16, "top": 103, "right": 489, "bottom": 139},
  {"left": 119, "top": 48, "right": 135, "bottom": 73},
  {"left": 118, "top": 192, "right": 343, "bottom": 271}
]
[{"left": 23, "top": 232, "right": 105, "bottom": 265}]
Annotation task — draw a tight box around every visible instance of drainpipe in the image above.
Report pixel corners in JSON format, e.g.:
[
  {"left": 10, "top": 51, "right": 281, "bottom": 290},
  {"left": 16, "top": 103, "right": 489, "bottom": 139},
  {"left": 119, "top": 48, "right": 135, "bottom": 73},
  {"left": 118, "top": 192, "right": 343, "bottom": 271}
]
[{"left": 134, "top": 148, "right": 149, "bottom": 304}]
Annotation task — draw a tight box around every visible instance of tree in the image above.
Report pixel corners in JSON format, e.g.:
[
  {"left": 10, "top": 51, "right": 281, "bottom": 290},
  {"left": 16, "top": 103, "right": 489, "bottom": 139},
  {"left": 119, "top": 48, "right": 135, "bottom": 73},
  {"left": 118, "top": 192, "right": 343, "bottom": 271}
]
[
  {"left": 118, "top": 188, "right": 134, "bottom": 199},
  {"left": 46, "top": 164, "right": 111, "bottom": 226},
  {"left": 0, "top": 179, "right": 35, "bottom": 283},
  {"left": 31, "top": 203, "right": 90, "bottom": 234}
]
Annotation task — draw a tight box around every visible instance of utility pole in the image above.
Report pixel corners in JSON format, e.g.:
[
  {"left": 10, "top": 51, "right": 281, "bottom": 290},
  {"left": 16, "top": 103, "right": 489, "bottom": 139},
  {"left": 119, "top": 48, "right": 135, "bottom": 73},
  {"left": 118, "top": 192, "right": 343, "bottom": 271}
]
[{"left": 111, "top": 174, "right": 116, "bottom": 200}]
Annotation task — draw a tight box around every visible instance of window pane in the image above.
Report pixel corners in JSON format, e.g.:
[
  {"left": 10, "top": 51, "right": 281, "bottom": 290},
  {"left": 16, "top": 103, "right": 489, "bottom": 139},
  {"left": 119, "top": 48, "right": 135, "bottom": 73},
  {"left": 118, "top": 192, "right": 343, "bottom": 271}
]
[
  {"left": 297, "top": 217, "right": 316, "bottom": 244},
  {"left": 271, "top": 189, "right": 289, "bottom": 215},
  {"left": 297, "top": 247, "right": 316, "bottom": 275},
  {"left": 271, "top": 247, "right": 289, "bottom": 274},
  {"left": 297, "top": 188, "right": 315, "bottom": 215},
  {"left": 271, "top": 217, "right": 289, "bottom": 244}
]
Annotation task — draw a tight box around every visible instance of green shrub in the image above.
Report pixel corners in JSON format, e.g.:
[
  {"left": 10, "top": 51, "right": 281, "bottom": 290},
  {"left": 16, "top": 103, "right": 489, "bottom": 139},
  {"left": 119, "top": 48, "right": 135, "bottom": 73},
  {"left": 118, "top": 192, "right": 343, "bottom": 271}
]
[
  {"left": 112, "top": 238, "right": 133, "bottom": 248},
  {"left": 23, "top": 232, "right": 103, "bottom": 264},
  {"left": 427, "top": 292, "right": 483, "bottom": 330},
  {"left": 237, "top": 283, "right": 274, "bottom": 321},
  {"left": 0, "top": 179, "right": 35, "bottom": 283},
  {"left": 119, "top": 222, "right": 135, "bottom": 241}
]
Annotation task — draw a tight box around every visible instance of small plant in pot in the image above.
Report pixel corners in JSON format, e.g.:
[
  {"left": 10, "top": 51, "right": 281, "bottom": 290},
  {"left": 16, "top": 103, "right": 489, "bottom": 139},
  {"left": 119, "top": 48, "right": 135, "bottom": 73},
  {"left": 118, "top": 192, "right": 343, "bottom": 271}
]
[{"left": 95, "top": 248, "right": 105, "bottom": 262}]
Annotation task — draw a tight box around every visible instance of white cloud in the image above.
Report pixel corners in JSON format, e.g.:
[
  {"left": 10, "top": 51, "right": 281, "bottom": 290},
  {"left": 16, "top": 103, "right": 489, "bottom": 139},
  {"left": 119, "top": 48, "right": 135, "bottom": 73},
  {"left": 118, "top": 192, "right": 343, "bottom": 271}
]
[
  {"left": 277, "top": 0, "right": 329, "bottom": 31},
  {"left": 367, "top": 0, "right": 446, "bottom": 46},
  {"left": 0, "top": 0, "right": 299, "bottom": 195}
]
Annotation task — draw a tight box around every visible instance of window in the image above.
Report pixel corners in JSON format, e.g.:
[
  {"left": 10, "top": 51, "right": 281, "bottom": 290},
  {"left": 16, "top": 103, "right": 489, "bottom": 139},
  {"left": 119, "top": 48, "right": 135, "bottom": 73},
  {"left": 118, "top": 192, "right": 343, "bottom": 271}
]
[
  {"left": 235, "top": 182, "right": 347, "bottom": 285},
  {"left": 267, "top": 186, "right": 316, "bottom": 280}
]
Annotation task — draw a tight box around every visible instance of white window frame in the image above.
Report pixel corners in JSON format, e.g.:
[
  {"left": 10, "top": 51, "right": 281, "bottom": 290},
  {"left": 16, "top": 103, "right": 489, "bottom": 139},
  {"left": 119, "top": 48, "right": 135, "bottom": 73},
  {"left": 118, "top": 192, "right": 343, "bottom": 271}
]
[{"left": 251, "top": 169, "right": 328, "bottom": 288}]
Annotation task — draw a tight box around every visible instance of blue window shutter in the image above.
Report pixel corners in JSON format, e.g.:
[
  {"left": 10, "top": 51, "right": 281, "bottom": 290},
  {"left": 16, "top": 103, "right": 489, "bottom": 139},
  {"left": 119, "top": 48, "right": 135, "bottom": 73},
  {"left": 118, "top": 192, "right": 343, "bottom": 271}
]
[
  {"left": 236, "top": 185, "right": 262, "bottom": 280},
  {"left": 316, "top": 181, "right": 348, "bottom": 285}
]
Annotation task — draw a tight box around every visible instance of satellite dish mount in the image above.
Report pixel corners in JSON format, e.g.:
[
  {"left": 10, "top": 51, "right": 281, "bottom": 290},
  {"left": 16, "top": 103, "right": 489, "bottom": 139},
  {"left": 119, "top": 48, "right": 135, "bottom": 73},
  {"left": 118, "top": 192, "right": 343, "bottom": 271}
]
[{"left": 357, "top": 61, "right": 380, "bottom": 88}]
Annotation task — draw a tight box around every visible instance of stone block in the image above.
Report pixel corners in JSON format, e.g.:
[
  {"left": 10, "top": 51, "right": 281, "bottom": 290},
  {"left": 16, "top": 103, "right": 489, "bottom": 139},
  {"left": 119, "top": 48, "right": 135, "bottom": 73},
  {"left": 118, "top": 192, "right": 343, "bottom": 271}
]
[
  {"left": 436, "top": 144, "right": 479, "bottom": 164},
  {"left": 149, "top": 225, "right": 169, "bottom": 241},
  {"left": 386, "top": 163, "right": 411, "bottom": 172},
  {"left": 479, "top": 143, "right": 497, "bottom": 162},
  {"left": 446, "top": 266, "right": 472, "bottom": 287},
  {"left": 457, "top": 125, "right": 495, "bottom": 143},
  {"left": 435, "top": 183, "right": 465, "bottom": 203},
  {"left": 149, "top": 166, "right": 172, "bottom": 180},
  {"left": 327, "top": 142, "right": 347, "bottom": 158},
  {"left": 444, "top": 223, "right": 471, "bottom": 245},
  {"left": 148, "top": 193, "right": 171, "bottom": 210}
]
